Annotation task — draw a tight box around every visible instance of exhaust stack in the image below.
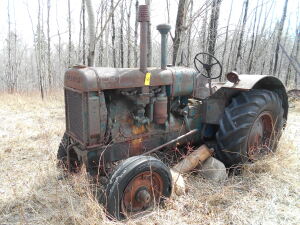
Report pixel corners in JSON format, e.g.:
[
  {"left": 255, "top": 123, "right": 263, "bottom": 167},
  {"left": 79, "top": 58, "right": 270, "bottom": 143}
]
[
  {"left": 157, "top": 24, "right": 171, "bottom": 70},
  {"left": 138, "top": 5, "right": 150, "bottom": 73}
]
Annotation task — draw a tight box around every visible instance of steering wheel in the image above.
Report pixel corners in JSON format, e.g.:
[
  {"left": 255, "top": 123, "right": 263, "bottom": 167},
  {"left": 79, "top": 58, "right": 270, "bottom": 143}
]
[{"left": 193, "top": 52, "right": 223, "bottom": 79}]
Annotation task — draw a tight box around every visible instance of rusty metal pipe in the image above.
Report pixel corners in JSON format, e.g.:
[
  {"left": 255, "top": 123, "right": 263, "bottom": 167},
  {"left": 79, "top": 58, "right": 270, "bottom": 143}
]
[
  {"left": 138, "top": 5, "right": 150, "bottom": 73},
  {"left": 142, "top": 129, "right": 199, "bottom": 155},
  {"left": 172, "top": 144, "right": 213, "bottom": 174}
]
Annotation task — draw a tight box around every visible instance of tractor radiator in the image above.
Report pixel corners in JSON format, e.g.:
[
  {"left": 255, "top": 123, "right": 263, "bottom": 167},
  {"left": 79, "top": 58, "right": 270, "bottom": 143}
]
[{"left": 65, "top": 89, "right": 84, "bottom": 142}]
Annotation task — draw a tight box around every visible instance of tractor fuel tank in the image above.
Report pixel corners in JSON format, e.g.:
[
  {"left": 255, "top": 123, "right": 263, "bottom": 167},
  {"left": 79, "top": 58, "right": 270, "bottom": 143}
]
[{"left": 167, "top": 67, "right": 196, "bottom": 96}]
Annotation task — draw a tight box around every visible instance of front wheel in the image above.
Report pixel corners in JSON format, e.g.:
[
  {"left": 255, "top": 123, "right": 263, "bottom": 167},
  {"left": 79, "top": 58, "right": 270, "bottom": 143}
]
[
  {"left": 104, "top": 156, "right": 172, "bottom": 220},
  {"left": 216, "top": 90, "right": 285, "bottom": 167},
  {"left": 57, "top": 133, "right": 81, "bottom": 172}
]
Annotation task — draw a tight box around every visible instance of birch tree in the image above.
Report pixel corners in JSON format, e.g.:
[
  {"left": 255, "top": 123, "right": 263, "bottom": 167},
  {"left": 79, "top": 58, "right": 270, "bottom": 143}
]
[
  {"left": 273, "top": 0, "right": 289, "bottom": 74},
  {"left": 173, "top": 0, "right": 188, "bottom": 65}
]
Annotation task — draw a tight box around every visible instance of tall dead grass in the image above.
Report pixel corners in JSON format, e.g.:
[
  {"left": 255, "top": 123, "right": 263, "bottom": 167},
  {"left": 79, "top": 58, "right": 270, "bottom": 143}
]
[{"left": 0, "top": 93, "right": 299, "bottom": 225}]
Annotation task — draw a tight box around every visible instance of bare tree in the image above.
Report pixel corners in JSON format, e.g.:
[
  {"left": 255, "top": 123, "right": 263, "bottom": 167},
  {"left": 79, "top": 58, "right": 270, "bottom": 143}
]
[
  {"left": 111, "top": 0, "right": 116, "bottom": 67},
  {"left": 207, "top": 0, "right": 221, "bottom": 61},
  {"left": 273, "top": 0, "right": 289, "bottom": 74},
  {"left": 247, "top": 0, "right": 263, "bottom": 73},
  {"left": 83, "top": 0, "right": 86, "bottom": 65},
  {"left": 37, "top": 0, "right": 44, "bottom": 98},
  {"left": 134, "top": 0, "right": 139, "bottom": 67},
  {"left": 86, "top": 0, "right": 95, "bottom": 66},
  {"left": 187, "top": 0, "right": 194, "bottom": 66},
  {"left": 234, "top": 0, "right": 249, "bottom": 70},
  {"left": 221, "top": 0, "right": 233, "bottom": 72},
  {"left": 127, "top": 0, "right": 133, "bottom": 67},
  {"left": 47, "top": 0, "right": 52, "bottom": 88},
  {"left": 68, "top": 0, "right": 72, "bottom": 67},
  {"left": 145, "top": 0, "right": 152, "bottom": 67},
  {"left": 120, "top": 0, "right": 124, "bottom": 67},
  {"left": 172, "top": 0, "right": 188, "bottom": 65}
]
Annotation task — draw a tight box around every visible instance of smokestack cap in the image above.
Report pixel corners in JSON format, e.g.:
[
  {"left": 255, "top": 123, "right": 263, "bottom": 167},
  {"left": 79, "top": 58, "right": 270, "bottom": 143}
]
[
  {"left": 138, "top": 5, "right": 150, "bottom": 22},
  {"left": 157, "top": 24, "right": 171, "bottom": 35}
]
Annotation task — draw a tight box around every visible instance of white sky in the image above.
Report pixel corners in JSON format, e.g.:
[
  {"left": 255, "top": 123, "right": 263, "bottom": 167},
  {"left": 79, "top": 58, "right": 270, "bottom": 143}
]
[{"left": 0, "top": 0, "right": 299, "bottom": 47}]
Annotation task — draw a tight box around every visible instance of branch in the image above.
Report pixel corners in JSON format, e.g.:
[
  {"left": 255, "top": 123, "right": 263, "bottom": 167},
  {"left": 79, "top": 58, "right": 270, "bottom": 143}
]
[{"left": 95, "top": 0, "right": 122, "bottom": 44}]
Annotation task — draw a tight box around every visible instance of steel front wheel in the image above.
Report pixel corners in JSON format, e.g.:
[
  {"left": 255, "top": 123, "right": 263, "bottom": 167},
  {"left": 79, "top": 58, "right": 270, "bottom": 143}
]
[
  {"left": 216, "top": 90, "right": 285, "bottom": 167},
  {"left": 104, "top": 156, "right": 172, "bottom": 220},
  {"left": 57, "top": 133, "right": 81, "bottom": 172}
]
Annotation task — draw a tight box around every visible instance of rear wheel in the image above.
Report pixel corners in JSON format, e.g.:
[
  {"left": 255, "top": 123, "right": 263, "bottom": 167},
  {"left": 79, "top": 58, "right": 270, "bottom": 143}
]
[
  {"left": 104, "top": 156, "right": 172, "bottom": 220},
  {"left": 216, "top": 90, "right": 284, "bottom": 167}
]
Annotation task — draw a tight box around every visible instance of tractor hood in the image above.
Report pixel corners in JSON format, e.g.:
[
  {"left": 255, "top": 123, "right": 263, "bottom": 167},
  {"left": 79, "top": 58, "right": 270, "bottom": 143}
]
[
  {"left": 64, "top": 66, "right": 197, "bottom": 96},
  {"left": 64, "top": 67, "right": 173, "bottom": 91}
]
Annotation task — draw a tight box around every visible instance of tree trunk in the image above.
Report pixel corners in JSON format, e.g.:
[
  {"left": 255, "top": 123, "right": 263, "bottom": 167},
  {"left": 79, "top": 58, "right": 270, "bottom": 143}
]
[
  {"left": 273, "top": 0, "right": 288, "bottom": 74},
  {"left": 246, "top": 0, "right": 259, "bottom": 73},
  {"left": 295, "top": 26, "right": 300, "bottom": 88},
  {"left": 85, "top": 0, "right": 95, "bottom": 66},
  {"left": 187, "top": 0, "right": 193, "bottom": 67},
  {"left": 7, "top": 0, "right": 12, "bottom": 93},
  {"left": 278, "top": 19, "right": 290, "bottom": 79},
  {"left": 38, "top": 0, "right": 44, "bottom": 99},
  {"left": 201, "top": 2, "right": 208, "bottom": 53},
  {"left": 247, "top": 0, "right": 263, "bottom": 73},
  {"left": 82, "top": 0, "right": 86, "bottom": 65},
  {"left": 47, "top": 0, "right": 51, "bottom": 89},
  {"left": 207, "top": 0, "right": 221, "bottom": 62},
  {"left": 221, "top": 0, "right": 233, "bottom": 74},
  {"left": 127, "top": 0, "right": 133, "bottom": 68},
  {"left": 111, "top": 0, "right": 116, "bottom": 68},
  {"left": 120, "top": 0, "right": 124, "bottom": 67},
  {"left": 173, "top": 0, "right": 188, "bottom": 66},
  {"left": 68, "top": 0, "right": 72, "bottom": 67},
  {"left": 234, "top": 0, "right": 249, "bottom": 70},
  {"left": 134, "top": 0, "right": 139, "bottom": 67},
  {"left": 145, "top": 0, "right": 152, "bottom": 67}
]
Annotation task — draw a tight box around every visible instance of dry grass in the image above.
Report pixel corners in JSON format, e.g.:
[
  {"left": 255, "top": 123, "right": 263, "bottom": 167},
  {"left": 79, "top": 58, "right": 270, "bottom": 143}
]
[{"left": 0, "top": 92, "right": 299, "bottom": 225}]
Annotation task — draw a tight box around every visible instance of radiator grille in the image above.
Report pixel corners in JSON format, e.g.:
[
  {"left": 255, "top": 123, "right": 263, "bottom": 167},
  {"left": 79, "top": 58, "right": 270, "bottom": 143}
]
[{"left": 65, "top": 89, "right": 84, "bottom": 142}]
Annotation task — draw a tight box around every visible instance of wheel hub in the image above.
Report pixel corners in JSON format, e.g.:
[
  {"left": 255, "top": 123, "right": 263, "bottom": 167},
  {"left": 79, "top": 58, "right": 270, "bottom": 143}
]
[
  {"left": 121, "top": 171, "right": 163, "bottom": 217},
  {"left": 248, "top": 111, "right": 274, "bottom": 160},
  {"left": 136, "top": 189, "right": 151, "bottom": 204}
]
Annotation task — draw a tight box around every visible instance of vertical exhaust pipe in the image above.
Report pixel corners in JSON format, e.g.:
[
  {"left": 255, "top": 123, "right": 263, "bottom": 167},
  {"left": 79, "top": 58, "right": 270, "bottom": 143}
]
[
  {"left": 157, "top": 24, "right": 171, "bottom": 70},
  {"left": 138, "top": 5, "right": 150, "bottom": 73}
]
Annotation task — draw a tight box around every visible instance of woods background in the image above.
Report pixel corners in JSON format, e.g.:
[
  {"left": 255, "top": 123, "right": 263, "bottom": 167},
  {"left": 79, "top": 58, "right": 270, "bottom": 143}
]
[{"left": 0, "top": 0, "right": 299, "bottom": 98}]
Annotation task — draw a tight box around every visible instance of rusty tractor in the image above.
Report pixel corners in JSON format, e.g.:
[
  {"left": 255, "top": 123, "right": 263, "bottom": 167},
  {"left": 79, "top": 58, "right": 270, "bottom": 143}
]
[{"left": 58, "top": 5, "right": 288, "bottom": 220}]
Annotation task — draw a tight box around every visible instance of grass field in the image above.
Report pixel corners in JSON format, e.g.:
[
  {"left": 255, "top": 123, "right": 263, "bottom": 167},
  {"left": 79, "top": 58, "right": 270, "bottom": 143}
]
[{"left": 0, "top": 93, "right": 299, "bottom": 225}]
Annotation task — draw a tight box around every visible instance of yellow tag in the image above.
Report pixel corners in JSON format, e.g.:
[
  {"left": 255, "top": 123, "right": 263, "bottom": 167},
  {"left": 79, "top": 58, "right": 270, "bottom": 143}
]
[{"left": 144, "top": 72, "right": 151, "bottom": 86}]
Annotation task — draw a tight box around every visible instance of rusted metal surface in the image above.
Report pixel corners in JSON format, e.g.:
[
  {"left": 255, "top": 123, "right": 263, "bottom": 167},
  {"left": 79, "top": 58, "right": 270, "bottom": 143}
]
[
  {"left": 168, "top": 67, "right": 196, "bottom": 96},
  {"left": 153, "top": 95, "right": 168, "bottom": 124},
  {"left": 138, "top": 5, "right": 149, "bottom": 73},
  {"left": 172, "top": 144, "right": 212, "bottom": 174},
  {"left": 226, "top": 71, "right": 240, "bottom": 84},
  {"left": 248, "top": 111, "right": 274, "bottom": 161},
  {"left": 64, "top": 67, "right": 173, "bottom": 91},
  {"left": 142, "top": 129, "right": 199, "bottom": 156},
  {"left": 121, "top": 171, "right": 163, "bottom": 217}
]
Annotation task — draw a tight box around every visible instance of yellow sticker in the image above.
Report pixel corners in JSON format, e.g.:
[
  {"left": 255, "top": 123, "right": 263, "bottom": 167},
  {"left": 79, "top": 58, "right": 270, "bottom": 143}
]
[{"left": 144, "top": 72, "right": 151, "bottom": 86}]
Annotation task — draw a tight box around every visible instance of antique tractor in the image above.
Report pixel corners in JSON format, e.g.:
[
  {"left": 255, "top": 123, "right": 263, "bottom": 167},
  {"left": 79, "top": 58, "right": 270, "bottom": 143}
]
[{"left": 58, "top": 5, "right": 288, "bottom": 220}]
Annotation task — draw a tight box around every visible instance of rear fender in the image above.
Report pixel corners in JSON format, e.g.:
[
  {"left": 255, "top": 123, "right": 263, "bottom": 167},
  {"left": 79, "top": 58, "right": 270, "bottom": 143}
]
[
  {"left": 202, "top": 75, "right": 288, "bottom": 125},
  {"left": 220, "top": 75, "right": 288, "bottom": 119}
]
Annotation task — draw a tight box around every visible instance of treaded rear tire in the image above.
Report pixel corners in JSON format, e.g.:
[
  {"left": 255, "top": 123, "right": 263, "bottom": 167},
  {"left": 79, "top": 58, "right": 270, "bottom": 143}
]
[{"left": 216, "top": 89, "right": 284, "bottom": 167}]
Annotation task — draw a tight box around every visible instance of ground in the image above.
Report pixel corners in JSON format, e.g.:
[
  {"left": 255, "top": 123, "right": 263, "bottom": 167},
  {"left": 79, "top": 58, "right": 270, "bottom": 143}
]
[{"left": 0, "top": 93, "right": 299, "bottom": 225}]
